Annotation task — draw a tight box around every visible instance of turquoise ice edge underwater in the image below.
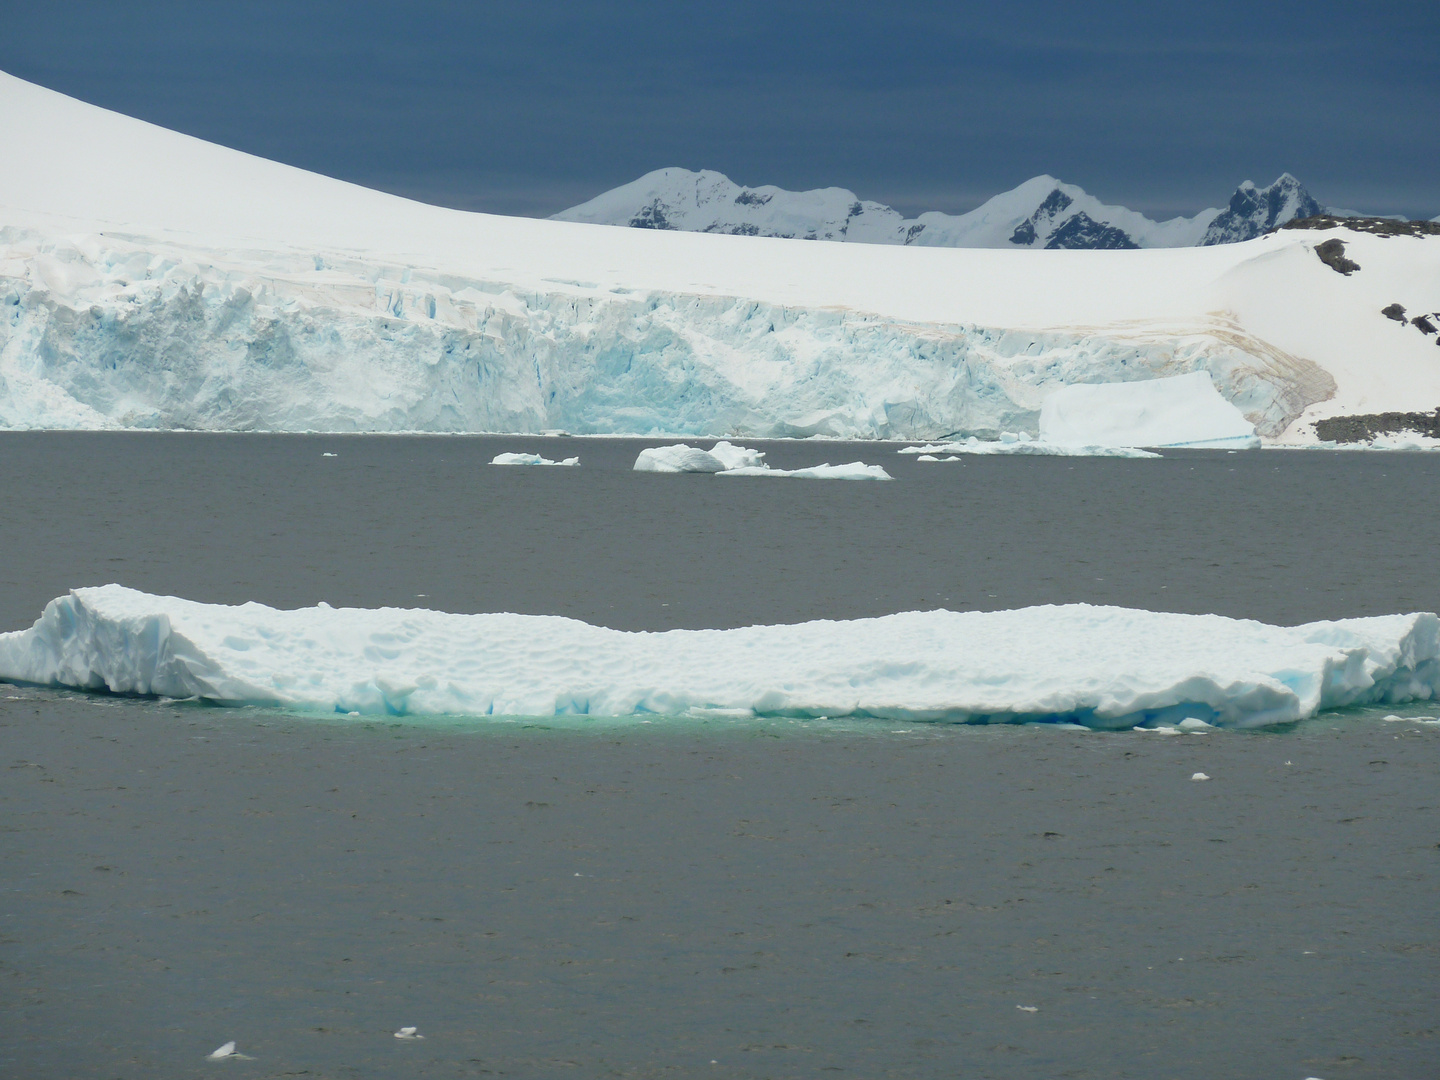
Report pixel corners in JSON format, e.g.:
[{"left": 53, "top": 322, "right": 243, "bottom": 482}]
[{"left": 5, "top": 679, "right": 1438, "bottom": 738}]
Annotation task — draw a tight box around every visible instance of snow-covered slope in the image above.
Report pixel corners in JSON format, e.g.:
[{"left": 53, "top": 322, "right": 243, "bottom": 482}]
[
  {"left": 4, "top": 586, "right": 1437, "bottom": 727},
  {"left": 554, "top": 169, "right": 1340, "bottom": 249},
  {"left": 1, "top": 71, "right": 1437, "bottom": 440}
]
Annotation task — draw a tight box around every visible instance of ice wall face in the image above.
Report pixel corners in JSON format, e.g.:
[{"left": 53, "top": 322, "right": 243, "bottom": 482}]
[{"left": 0, "top": 227, "right": 1334, "bottom": 437}]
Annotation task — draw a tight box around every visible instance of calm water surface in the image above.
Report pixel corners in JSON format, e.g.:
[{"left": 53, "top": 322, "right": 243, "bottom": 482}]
[{"left": 2, "top": 434, "right": 1438, "bottom": 1079}]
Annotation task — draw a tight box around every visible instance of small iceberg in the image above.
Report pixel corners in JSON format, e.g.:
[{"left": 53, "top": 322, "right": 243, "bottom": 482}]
[
  {"left": 636, "top": 442, "right": 890, "bottom": 479},
  {"left": 490, "top": 452, "right": 580, "bottom": 466},
  {"left": 718, "top": 461, "right": 893, "bottom": 480},
  {"left": 900, "top": 432, "right": 1158, "bottom": 459}
]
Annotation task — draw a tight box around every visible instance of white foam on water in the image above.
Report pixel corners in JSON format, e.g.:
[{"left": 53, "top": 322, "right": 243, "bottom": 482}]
[{"left": 1, "top": 586, "right": 1434, "bottom": 728}]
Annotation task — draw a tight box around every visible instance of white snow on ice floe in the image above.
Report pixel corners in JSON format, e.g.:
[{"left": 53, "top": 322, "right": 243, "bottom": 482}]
[
  {"left": 718, "top": 462, "right": 893, "bottom": 480},
  {"left": 2, "top": 72, "right": 1438, "bottom": 442},
  {"left": 633, "top": 444, "right": 730, "bottom": 473},
  {"left": 899, "top": 432, "right": 1158, "bottom": 458},
  {"left": 635, "top": 443, "right": 891, "bottom": 479},
  {"left": 1, "top": 587, "right": 1435, "bottom": 728},
  {"left": 1040, "top": 372, "right": 1260, "bottom": 448},
  {"left": 490, "top": 452, "right": 580, "bottom": 466}
]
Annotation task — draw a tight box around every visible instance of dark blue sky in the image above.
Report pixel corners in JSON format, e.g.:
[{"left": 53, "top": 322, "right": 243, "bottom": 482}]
[{"left": 4, "top": 1, "right": 1436, "bottom": 218}]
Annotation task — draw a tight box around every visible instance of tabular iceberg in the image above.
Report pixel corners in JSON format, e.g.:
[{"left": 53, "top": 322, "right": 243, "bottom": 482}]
[{"left": 1, "top": 586, "right": 1434, "bottom": 728}]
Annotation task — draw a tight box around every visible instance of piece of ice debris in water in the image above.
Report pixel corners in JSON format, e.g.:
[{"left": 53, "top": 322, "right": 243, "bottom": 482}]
[
  {"left": 1178, "top": 717, "right": 1213, "bottom": 732},
  {"left": 916, "top": 454, "right": 939, "bottom": 462},
  {"left": 206, "top": 1041, "right": 252, "bottom": 1060},
  {"left": 322, "top": 452, "right": 337, "bottom": 457},
  {"left": 491, "top": 452, "right": 579, "bottom": 466},
  {"left": 1016, "top": 1005, "right": 1038, "bottom": 1012},
  {"left": 1191, "top": 772, "right": 1210, "bottom": 781},
  {"left": 394, "top": 1026, "right": 423, "bottom": 1040},
  {"left": 633, "top": 444, "right": 727, "bottom": 473}
]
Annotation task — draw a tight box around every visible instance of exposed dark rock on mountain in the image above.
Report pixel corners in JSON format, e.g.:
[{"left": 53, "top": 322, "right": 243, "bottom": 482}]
[
  {"left": 1044, "top": 212, "right": 1140, "bottom": 250},
  {"left": 1280, "top": 215, "right": 1440, "bottom": 238},
  {"left": 556, "top": 169, "right": 1365, "bottom": 250},
  {"left": 1314, "top": 408, "right": 1440, "bottom": 443},
  {"left": 1315, "top": 238, "right": 1360, "bottom": 274},
  {"left": 1199, "top": 174, "right": 1321, "bottom": 245}
]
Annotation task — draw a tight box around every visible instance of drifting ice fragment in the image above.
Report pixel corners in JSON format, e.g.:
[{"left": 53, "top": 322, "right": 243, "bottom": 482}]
[
  {"left": 635, "top": 443, "right": 890, "bottom": 479},
  {"left": 490, "top": 452, "right": 579, "bottom": 466},
  {"left": 1191, "top": 772, "right": 1211, "bottom": 781},
  {"left": 900, "top": 437, "right": 1157, "bottom": 459},
  {"left": 206, "top": 1042, "right": 252, "bottom": 1060},
  {"left": 706, "top": 441, "right": 767, "bottom": 470},
  {"left": 719, "top": 462, "right": 892, "bottom": 480},
  {"left": 394, "top": 1026, "right": 423, "bottom": 1040},
  {"left": 2, "top": 586, "right": 1437, "bottom": 728},
  {"left": 633, "top": 444, "right": 727, "bottom": 473}
]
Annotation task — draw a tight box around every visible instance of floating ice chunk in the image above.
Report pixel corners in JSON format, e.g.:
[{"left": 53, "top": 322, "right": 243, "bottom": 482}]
[
  {"left": 3, "top": 587, "right": 1437, "bottom": 728},
  {"left": 1040, "top": 371, "right": 1258, "bottom": 449},
  {"left": 322, "top": 452, "right": 337, "bottom": 457},
  {"left": 706, "top": 441, "right": 767, "bottom": 470},
  {"left": 898, "top": 438, "right": 1158, "bottom": 459},
  {"left": 1191, "top": 772, "right": 1211, "bottom": 781},
  {"left": 720, "top": 462, "right": 893, "bottom": 480},
  {"left": 206, "top": 1042, "right": 252, "bottom": 1061},
  {"left": 1178, "top": 717, "right": 1214, "bottom": 732},
  {"left": 394, "top": 1026, "right": 423, "bottom": 1040},
  {"left": 1364, "top": 434, "right": 1440, "bottom": 451},
  {"left": 636, "top": 444, "right": 891, "bottom": 478},
  {"left": 633, "top": 444, "right": 727, "bottom": 473},
  {"left": 490, "top": 452, "right": 580, "bottom": 466},
  {"left": 1016, "top": 1005, "right": 1039, "bottom": 1012}
]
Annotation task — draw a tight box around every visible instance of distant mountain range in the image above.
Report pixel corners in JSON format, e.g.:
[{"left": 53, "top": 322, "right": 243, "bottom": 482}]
[{"left": 554, "top": 170, "right": 1340, "bottom": 249}]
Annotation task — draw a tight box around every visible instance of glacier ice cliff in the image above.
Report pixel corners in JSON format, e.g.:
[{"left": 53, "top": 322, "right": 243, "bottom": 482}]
[{"left": 0, "top": 226, "right": 1335, "bottom": 438}]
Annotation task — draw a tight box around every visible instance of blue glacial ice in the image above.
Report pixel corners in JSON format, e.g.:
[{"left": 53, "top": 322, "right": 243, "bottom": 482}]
[{"left": 0, "top": 228, "right": 1336, "bottom": 439}]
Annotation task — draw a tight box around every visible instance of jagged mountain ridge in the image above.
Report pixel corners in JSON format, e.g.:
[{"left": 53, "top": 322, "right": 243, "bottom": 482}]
[{"left": 554, "top": 170, "right": 1327, "bottom": 249}]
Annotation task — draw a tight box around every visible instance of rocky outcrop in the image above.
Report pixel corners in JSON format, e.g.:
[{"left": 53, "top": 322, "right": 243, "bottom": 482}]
[{"left": 1199, "top": 174, "right": 1322, "bottom": 245}]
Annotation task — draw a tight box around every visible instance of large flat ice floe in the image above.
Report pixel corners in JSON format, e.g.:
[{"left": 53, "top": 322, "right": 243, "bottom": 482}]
[
  {"left": 1, "top": 587, "right": 1435, "bottom": 728},
  {"left": 1, "top": 72, "right": 1438, "bottom": 441}
]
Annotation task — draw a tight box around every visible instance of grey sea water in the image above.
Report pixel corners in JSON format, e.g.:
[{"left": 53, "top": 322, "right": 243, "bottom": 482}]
[{"left": 2, "top": 433, "right": 1438, "bottom": 1080}]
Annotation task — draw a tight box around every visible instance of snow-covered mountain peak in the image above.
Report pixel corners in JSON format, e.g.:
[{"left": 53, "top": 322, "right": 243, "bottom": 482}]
[
  {"left": 555, "top": 169, "right": 1339, "bottom": 250},
  {"left": 1198, "top": 173, "right": 1322, "bottom": 246}
]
